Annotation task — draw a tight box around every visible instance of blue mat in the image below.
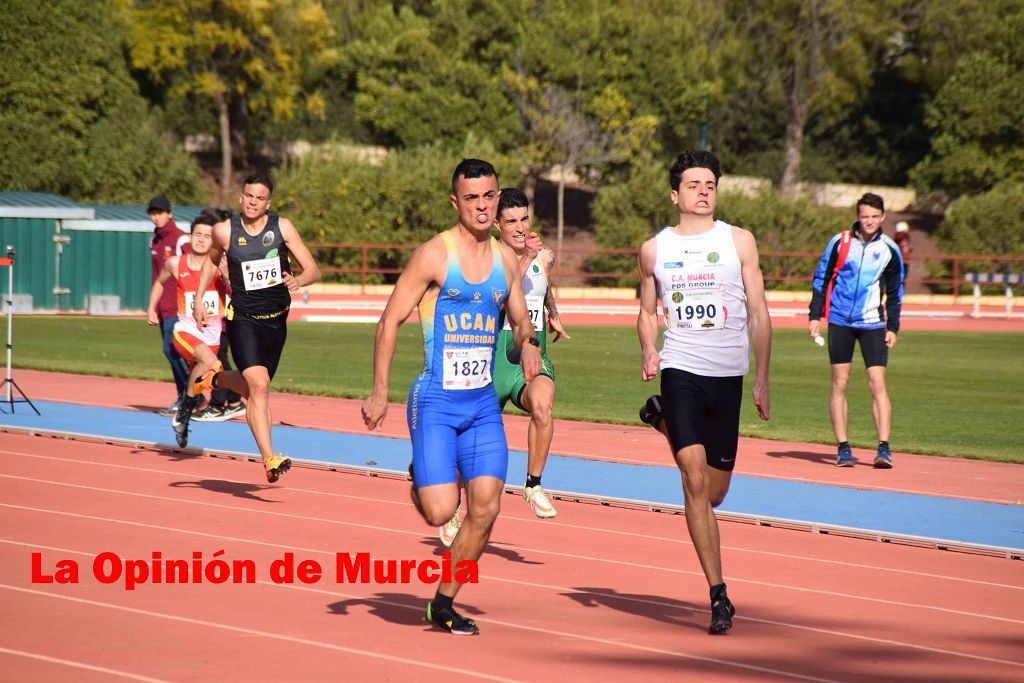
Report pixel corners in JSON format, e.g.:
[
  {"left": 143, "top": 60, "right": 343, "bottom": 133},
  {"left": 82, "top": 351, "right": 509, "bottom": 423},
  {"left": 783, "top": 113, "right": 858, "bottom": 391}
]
[{"left": 3, "top": 401, "right": 1022, "bottom": 553}]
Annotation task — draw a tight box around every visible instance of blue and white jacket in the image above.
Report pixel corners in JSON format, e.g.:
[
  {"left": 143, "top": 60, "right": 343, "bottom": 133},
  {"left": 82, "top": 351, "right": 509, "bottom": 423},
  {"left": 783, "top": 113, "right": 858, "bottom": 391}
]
[{"left": 809, "top": 223, "right": 905, "bottom": 332}]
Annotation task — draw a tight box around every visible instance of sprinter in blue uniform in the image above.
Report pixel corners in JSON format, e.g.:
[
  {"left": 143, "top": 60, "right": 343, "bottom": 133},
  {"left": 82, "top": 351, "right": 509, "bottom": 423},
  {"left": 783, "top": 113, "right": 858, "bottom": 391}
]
[{"left": 362, "top": 159, "right": 541, "bottom": 635}]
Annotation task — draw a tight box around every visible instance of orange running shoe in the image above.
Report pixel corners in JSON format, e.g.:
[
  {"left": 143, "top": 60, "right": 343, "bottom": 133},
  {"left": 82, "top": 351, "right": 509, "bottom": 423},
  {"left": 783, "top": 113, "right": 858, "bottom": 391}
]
[
  {"left": 192, "top": 360, "right": 223, "bottom": 395},
  {"left": 264, "top": 453, "right": 292, "bottom": 483}
]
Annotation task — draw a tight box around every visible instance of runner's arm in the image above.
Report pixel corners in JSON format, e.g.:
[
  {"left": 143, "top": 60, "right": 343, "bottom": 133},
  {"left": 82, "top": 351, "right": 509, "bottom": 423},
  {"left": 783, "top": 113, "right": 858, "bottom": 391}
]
[
  {"left": 736, "top": 228, "right": 772, "bottom": 420},
  {"left": 637, "top": 239, "right": 660, "bottom": 381},
  {"left": 541, "top": 247, "right": 570, "bottom": 342},
  {"left": 279, "top": 218, "right": 321, "bottom": 290},
  {"left": 362, "top": 240, "right": 441, "bottom": 430},
  {"left": 147, "top": 257, "right": 177, "bottom": 325},
  {"left": 195, "top": 222, "right": 229, "bottom": 329},
  {"left": 501, "top": 244, "right": 542, "bottom": 382}
]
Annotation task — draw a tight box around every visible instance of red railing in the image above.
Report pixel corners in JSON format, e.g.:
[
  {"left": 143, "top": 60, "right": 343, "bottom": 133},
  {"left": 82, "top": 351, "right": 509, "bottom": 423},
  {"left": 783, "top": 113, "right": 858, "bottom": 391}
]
[{"left": 308, "top": 242, "right": 1024, "bottom": 304}]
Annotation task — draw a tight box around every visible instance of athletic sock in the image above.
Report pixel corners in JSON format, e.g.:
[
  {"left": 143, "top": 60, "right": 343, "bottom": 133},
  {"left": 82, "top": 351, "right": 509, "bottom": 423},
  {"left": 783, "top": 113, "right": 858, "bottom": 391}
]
[
  {"left": 838, "top": 441, "right": 850, "bottom": 451},
  {"left": 526, "top": 474, "right": 542, "bottom": 489},
  {"left": 878, "top": 440, "right": 889, "bottom": 449},
  {"left": 431, "top": 591, "right": 454, "bottom": 612},
  {"left": 710, "top": 583, "right": 728, "bottom": 603}
]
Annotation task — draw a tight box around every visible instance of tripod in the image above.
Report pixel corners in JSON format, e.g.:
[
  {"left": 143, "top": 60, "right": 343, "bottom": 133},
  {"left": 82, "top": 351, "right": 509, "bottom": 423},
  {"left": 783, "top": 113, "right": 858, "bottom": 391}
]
[{"left": 1, "top": 246, "right": 40, "bottom": 415}]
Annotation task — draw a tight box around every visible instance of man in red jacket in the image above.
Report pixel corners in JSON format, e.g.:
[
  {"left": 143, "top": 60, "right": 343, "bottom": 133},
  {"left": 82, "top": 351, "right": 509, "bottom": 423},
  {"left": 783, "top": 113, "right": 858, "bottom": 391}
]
[{"left": 148, "top": 195, "right": 191, "bottom": 415}]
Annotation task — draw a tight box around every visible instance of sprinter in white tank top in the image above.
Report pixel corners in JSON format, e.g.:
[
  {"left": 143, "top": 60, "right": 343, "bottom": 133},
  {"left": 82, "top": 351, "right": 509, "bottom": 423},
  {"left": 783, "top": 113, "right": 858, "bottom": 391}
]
[{"left": 636, "top": 150, "right": 773, "bottom": 635}]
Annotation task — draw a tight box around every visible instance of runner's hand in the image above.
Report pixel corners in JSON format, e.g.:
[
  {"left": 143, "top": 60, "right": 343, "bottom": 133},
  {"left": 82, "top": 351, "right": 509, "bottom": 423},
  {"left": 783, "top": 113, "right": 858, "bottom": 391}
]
[
  {"left": 283, "top": 272, "right": 301, "bottom": 292},
  {"left": 524, "top": 232, "right": 542, "bottom": 261},
  {"left": 194, "top": 301, "right": 208, "bottom": 329},
  {"left": 146, "top": 309, "right": 159, "bottom": 326},
  {"left": 752, "top": 380, "right": 770, "bottom": 420},
  {"left": 885, "top": 331, "right": 897, "bottom": 349},
  {"left": 521, "top": 344, "right": 542, "bottom": 382},
  {"left": 641, "top": 349, "right": 660, "bottom": 381},
  {"left": 808, "top": 319, "right": 820, "bottom": 340},
  {"left": 361, "top": 394, "right": 388, "bottom": 431},
  {"left": 548, "top": 316, "right": 571, "bottom": 343}
]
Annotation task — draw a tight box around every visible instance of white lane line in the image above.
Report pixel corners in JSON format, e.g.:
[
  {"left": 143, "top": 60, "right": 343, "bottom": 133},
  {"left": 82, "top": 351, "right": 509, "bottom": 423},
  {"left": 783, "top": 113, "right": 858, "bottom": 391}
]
[
  {"left": 1, "top": 481, "right": 1021, "bottom": 627},
  {"left": 6, "top": 448, "right": 1022, "bottom": 591},
  {"left": 0, "top": 583, "right": 516, "bottom": 681},
  {"left": 3, "top": 537, "right": 1021, "bottom": 672},
  {"left": 0, "top": 645, "right": 170, "bottom": 682}
]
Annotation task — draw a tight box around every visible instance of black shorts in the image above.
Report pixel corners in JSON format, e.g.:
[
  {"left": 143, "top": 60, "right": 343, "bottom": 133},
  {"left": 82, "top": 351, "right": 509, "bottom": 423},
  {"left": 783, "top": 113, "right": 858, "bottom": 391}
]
[
  {"left": 827, "top": 324, "right": 887, "bottom": 367},
  {"left": 660, "top": 368, "right": 743, "bottom": 472},
  {"left": 226, "top": 309, "right": 288, "bottom": 379}
]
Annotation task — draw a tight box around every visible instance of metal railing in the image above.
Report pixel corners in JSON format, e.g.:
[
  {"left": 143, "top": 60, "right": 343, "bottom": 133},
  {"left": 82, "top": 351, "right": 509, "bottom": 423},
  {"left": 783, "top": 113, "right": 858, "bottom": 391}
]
[{"left": 308, "top": 242, "right": 1024, "bottom": 304}]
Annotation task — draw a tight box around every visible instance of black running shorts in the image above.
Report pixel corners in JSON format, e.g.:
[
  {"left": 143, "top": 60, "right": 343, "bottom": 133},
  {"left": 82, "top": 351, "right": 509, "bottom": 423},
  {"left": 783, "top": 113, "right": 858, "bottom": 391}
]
[
  {"left": 660, "top": 368, "right": 743, "bottom": 472},
  {"left": 827, "top": 324, "right": 887, "bottom": 367},
  {"left": 226, "top": 310, "right": 288, "bottom": 379}
]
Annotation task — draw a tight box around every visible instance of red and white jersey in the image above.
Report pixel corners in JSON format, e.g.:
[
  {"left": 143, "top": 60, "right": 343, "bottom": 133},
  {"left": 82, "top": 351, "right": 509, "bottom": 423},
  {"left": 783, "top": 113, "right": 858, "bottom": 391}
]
[{"left": 175, "top": 255, "right": 227, "bottom": 346}]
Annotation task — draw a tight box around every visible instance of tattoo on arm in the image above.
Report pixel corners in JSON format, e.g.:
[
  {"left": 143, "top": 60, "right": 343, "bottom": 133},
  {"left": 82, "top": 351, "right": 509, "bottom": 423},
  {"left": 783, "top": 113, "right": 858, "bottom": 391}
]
[{"left": 544, "top": 284, "right": 559, "bottom": 320}]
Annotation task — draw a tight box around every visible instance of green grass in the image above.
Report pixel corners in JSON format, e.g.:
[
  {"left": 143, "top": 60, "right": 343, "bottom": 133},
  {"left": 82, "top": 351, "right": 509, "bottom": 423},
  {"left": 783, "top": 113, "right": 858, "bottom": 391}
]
[{"left": 9, "top": 317, "right": 1023, "bottom": 463}]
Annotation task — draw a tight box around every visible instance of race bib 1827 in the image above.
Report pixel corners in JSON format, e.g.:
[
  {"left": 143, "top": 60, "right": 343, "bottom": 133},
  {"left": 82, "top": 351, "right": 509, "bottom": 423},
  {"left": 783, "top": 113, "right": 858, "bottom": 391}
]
[{"left": 442, "top": 346, "right": 492, "bottom": 390}]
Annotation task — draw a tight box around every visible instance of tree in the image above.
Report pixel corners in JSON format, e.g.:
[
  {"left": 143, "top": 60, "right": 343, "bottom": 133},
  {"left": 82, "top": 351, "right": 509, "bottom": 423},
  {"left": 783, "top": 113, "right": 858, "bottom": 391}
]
[
  {"left": 729, "top": 0, "right": 902, "bottom": 196},
  {"left": 119, "top": 0, "right": 337, "bottom": 194},
  {"left": 909, "top": 10, "right": 1024, "bottom": 197},
  {"left": 0, "top": 0, "right": 203, "bottom": 202}
]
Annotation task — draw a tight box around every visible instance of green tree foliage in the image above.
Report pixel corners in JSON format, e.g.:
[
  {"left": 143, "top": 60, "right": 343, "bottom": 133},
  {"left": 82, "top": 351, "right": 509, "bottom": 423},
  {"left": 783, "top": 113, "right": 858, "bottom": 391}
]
[
  {"left": 910, "top": 11, "right": 1024, "bottom": 197},
  {"left": 0, "top": 0, "right": 203, "bottom": 202},
  {"left": 935, "top": 182, "right": 1024, "bottom": 259},
  {"left": 120, "top": 0, "right": 338, "bottom": 190},
  {"left": 275, "top": 138, "right": 525, "bottom": 283},
  {"left": 339, "top": 4, "right": 520, "bottom": 150}
]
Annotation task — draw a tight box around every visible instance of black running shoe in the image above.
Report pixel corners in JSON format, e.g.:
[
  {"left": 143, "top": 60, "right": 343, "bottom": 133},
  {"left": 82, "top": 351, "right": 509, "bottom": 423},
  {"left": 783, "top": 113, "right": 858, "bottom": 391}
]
[
  {"left": 639, "top": 395, "right": 664, "bottom": 429},
  {"left": 171, "top": 395, "right": 200, "bottom": 448},
  {"left": 708, "top": 595, "right": 736, "bottom": 634},
  {"left": 426, "top": 601, "right": 479, "bottom": 635}
]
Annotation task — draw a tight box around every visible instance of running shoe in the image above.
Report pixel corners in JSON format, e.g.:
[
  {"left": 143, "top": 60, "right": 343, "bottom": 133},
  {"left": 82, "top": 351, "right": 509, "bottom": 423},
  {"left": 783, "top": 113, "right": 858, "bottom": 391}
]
[
  {"left": 425, "top": 601, "right": 479, "bottom": 635},
  {"left": 171, "top": 395, "right": 200, "bottom": 448},
  {"left": 438, "top": 512, "right": 462, "bottom": 548},
  {"left": 835, "top": 444, "right": 856, "bottom": 467},
  {"left": 708, "top": 595, "right": 736, "bottom": 635},
  {"left": 159, "top": 399, "right": 180, "bottom": 417},
  {"left": 221, "top": 402, "right": 246, "bottom": 420},
  {"left": 191, "top": 360, "right": 224, "bottom": 395},
  {"left": 191, "top": 405, "right": 226, "bottom": 422},
  {"left": 639, "top": 394, "right": 663, "bottom": 428},
  {"left": 524, "top": 485, "right": 557, "bottom": 519},
  {"left": 264, "top": 453, "right": 292, "bottom": 483},
  {"left": 873, "top": 443, "right": 894, "bottom": 469}
]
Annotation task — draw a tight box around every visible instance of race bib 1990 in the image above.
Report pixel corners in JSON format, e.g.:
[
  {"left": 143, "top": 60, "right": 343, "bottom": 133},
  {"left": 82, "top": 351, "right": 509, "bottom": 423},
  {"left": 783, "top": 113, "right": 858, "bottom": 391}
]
[
  {"left": 242, "top": 257, "right": 281, "bottom": 291},
  {"left": 443, "top": 346, "right": 492, "bottom": 390},
  {"left": 185, "top": 291, "right": 221, "bottom": 317},
  {"left": 664, "top": 288, "right": 725, "bottom": 330}
]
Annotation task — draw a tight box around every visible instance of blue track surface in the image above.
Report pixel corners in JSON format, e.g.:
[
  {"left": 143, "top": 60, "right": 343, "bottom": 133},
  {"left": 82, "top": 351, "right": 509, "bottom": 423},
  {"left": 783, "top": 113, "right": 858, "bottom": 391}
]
[{"left": 3, "top": 401, "right": 1022, "bottom": 553}]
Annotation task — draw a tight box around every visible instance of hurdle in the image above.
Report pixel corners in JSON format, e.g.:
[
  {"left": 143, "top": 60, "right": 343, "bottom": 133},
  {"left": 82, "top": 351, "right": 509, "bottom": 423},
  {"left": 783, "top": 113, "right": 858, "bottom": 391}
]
[{"left": 964, "top": 272, "right": 1023, "bottom": 317}]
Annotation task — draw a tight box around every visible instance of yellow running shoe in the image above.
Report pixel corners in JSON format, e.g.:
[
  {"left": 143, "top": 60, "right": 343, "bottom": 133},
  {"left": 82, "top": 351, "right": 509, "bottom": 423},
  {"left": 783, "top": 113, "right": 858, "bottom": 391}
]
[
  {"left": 192, "top": 360, "right": 223, "bottom": 395},
  {"left": 264, "top": 453, "right": 292, "bottom": 483}
]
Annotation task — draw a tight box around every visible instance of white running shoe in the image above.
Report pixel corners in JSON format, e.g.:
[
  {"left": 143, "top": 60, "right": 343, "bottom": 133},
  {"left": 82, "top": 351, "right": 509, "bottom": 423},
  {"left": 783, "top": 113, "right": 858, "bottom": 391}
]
[
  {"left": 438, "top": 512, "right": 462, "bottom": 548},
  {"left": 524, "top": 486, "right": 557, "bottom": 519}
]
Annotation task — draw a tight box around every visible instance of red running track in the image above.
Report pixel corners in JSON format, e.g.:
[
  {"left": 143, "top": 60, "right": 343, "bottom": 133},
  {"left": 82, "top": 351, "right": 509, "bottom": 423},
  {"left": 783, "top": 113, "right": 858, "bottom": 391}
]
[{"left": 2, "top": 432, "right": 1023, "bottom": 681}]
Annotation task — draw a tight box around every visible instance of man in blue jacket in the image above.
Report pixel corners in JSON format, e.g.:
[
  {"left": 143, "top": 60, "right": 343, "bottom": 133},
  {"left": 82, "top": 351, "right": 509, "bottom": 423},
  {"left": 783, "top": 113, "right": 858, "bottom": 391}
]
[{"left": 809, "top": 193, "right": 904, "bottom": 468}]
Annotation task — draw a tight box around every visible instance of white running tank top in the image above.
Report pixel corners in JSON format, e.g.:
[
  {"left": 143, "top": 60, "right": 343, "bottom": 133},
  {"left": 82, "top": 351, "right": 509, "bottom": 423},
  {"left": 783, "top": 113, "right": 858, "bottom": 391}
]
[
  {"left": 502, "top": 254, "right": 547, "bottom": 333},
  {"left": 653, "top": 220, "right": 749, "bottom": 377}
]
